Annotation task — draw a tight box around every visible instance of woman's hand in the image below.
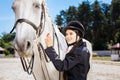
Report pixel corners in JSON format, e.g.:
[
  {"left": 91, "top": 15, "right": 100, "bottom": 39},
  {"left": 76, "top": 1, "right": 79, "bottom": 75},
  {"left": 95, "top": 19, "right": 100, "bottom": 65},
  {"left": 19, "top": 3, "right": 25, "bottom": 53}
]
[{"left": 45, "top": 33, "right": 53, "bottom": 47}]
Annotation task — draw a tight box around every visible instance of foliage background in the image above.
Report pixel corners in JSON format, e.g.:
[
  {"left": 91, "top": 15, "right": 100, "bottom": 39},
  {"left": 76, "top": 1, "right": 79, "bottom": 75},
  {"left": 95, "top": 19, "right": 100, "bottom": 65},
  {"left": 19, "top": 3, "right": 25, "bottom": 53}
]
[{"left": 55, "top": 0, "right": 120, "bottom": 50}]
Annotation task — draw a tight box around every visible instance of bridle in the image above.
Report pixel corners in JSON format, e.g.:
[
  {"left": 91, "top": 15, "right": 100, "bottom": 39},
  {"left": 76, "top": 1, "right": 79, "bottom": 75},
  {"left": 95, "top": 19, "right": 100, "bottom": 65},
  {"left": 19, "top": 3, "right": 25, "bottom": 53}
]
[
  {"left": 10, "top": 2, "right": 46, "bottom": 75},
  {"left": 10, "top": 2, "right": 45, "bottom": 37},
  {"left": 10, "top": 1, "right": 61, "bottom": 79}
]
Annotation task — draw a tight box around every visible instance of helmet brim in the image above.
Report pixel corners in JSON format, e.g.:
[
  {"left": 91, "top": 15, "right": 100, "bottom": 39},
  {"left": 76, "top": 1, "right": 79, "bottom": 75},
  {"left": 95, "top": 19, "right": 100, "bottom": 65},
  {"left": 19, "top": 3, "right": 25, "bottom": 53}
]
[{"left": 64, "top": 26, "right": 84, "bottom": 37}]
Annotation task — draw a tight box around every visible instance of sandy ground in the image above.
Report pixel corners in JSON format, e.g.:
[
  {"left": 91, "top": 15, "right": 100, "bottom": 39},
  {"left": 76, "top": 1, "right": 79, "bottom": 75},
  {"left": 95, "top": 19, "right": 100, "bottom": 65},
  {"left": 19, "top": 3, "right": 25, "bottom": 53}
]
[
  {"left": 0, "top": 58, "right": 120, "bottom": 80},
  {"left": 87, "top": 60, "right": 120, "bottom": 80}
]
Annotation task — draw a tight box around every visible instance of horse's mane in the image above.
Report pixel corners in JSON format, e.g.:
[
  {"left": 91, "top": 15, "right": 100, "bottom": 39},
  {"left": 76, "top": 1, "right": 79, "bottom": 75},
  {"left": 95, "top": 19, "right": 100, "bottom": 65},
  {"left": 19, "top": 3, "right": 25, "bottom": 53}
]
[
  {"left": 41, "top": 0, "right": 68, "bottom": 60},
  {"left": 42, "top": 0, "right": 54, "bottom": 24}
]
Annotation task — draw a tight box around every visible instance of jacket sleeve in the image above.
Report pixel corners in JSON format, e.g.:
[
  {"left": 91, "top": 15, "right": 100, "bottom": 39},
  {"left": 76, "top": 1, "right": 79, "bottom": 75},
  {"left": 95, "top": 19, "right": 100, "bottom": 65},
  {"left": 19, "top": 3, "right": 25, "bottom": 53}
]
[{"left": 45, "top": 47, "right": 84, "bottom": 71}]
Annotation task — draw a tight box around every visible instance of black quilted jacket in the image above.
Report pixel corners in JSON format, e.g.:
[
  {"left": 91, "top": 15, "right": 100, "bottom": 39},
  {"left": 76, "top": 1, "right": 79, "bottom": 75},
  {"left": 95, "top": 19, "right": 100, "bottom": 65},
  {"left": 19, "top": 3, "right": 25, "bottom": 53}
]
[{"left": 45, "top": 41, "right": 90, "bottom": 80}]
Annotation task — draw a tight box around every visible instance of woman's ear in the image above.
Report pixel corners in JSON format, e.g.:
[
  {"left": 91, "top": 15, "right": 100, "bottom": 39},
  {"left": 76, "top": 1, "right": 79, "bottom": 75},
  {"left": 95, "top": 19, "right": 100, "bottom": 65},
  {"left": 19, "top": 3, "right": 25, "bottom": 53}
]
[{"left": 77, "top": 36, "right": 80, "bottom": 41}]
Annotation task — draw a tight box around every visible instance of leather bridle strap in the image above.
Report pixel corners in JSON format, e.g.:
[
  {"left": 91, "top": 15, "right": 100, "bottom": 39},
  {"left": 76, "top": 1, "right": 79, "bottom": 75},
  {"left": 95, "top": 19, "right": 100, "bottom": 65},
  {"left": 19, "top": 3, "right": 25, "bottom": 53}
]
[
  {"left": 10, "top": 19, "right": 38, "bottom": 33},
  {"left": 10, "top": 2, "right": 46, "bottom": 37},
  {"left": 20, "top": 54, "right": 34, "bottom": 75},
  {"left": 37, "top": 42, "right": 50, "bottom": 80},
  {"left": 37, "top": 3, "right": 45, "bottom": 36}
]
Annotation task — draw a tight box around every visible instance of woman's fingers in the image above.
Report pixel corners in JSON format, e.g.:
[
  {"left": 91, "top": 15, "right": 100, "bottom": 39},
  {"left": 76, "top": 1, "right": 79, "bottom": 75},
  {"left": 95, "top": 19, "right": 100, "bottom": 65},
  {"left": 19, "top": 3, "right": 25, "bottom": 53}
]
[{"left": 45, "top": 33, "right": 53, "bottom": 47}]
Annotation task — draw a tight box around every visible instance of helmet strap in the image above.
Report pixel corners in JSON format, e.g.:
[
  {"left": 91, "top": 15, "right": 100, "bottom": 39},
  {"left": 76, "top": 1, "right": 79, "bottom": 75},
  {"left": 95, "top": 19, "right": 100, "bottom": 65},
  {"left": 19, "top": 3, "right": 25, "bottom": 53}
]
[
  {"left": 68, "top": 42, "right": 76, "bottom": 46},
  {"left": 68, "top": 34, "right": 80, "bottom": 46}
]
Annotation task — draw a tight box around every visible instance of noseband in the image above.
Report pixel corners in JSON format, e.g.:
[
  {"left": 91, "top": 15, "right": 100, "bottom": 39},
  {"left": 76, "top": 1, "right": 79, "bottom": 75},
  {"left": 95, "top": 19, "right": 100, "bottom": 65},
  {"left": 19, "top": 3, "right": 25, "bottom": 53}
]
[{"left": 10, "top": 19, "right": 38, "bottom": 33}]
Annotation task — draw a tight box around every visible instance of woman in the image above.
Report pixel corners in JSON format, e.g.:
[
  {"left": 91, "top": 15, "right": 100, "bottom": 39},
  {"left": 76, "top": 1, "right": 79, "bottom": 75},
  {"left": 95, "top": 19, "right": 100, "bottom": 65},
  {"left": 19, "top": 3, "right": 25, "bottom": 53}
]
[{"left": 45, "top": 21, "right": 90, "bottom": 80}]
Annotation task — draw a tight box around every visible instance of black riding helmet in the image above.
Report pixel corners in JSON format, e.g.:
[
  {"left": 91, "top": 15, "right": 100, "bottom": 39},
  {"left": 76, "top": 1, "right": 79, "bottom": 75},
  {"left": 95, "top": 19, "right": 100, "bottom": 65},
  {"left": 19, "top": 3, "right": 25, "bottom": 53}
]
[{"left": 64, "top": 21, "right": 85, "bottom": 38}]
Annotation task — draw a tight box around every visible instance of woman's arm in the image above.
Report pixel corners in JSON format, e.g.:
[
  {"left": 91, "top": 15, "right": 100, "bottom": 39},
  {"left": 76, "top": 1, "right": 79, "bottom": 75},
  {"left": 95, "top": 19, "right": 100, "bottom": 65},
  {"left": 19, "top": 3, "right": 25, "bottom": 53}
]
[{"left": 45, "top": 47, "right": 81, "bottom": 71}]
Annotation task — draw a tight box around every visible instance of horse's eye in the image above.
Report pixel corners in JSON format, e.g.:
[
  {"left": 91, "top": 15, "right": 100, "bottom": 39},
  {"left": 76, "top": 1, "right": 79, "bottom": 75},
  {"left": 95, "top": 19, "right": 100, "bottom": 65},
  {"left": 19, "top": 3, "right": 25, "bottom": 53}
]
[
  {"left": 33, "top": 3, "right": 40, "bottom": 9},
  {"left": 12, "top": 0, "right": 20, "bottom": 12},
  {"left": 12, "top": 3, "right": 17, "bottom": 12},
  {"left": 12, "top": 5, "right": 15, "bottom": 10}
]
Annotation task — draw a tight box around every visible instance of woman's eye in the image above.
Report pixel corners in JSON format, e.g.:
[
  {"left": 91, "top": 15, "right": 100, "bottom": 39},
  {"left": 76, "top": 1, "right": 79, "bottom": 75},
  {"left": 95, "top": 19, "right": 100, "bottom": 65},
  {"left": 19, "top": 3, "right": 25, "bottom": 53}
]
[{"left": 70, "top": 33, "right": 73, "bottom": 35}]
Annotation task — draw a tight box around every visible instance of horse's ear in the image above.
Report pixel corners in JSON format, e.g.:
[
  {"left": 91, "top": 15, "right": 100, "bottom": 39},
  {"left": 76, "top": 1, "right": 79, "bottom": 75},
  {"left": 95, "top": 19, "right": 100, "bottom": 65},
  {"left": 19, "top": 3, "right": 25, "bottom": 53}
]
[
  {"left": 42, "top": 0, "right": 45, "bottom": 3},
  {"left": 58, "top": 26, "right": 65, "bottom": 36}
]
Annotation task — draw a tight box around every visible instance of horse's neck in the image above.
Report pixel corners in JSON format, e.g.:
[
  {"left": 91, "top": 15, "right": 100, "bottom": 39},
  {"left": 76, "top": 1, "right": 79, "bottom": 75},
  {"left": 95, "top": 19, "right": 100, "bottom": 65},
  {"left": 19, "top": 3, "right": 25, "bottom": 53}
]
[
  {"left": 32, "top": 44, "right": 47, "bottom": 80},
  {"left": 37, "top": 6, "right": 67, "bottom": 60},
  {"left": 32, "top": 41, "right": 62, "bottom": 80},
  {"left": 32, "top": 41, "right": 50, "bottom": 80}
]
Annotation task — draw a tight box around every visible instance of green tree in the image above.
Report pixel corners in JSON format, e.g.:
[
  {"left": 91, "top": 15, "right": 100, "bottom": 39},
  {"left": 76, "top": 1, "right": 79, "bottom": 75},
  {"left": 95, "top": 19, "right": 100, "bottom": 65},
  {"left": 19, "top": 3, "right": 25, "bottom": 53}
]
[
  {"left": 0, "top": 32, "right": 15, "bottom": 55},
  {"left": 65, "top": 6, "right": 78, "bottom": 23},
  {"left": 77, "top": 1, "right": 92, "bottom": 40},
  {"left": 111, "top": 0, "right": 120, "bottom": 24},
  {"left": 113, "top": 28, "right": 120, "bottom": 43},
  {"left": 55, "top": 15, "right": 63, "bottom": 26},
  {"left": 55, "top": 10, "right": 67, "bottom": 26},
  {"left": 111, "top": 0, "right": 120, "bottom": 43},
  {"left": 91, "top": 0, "right": 108, "bottom": 50}
]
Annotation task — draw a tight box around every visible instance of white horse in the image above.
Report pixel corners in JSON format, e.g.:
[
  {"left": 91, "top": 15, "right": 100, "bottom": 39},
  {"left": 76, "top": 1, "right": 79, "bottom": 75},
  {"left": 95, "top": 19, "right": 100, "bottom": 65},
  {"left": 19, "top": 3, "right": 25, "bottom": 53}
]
[{"left": 11, "top": 0, "right": 92, "bottom": 80}]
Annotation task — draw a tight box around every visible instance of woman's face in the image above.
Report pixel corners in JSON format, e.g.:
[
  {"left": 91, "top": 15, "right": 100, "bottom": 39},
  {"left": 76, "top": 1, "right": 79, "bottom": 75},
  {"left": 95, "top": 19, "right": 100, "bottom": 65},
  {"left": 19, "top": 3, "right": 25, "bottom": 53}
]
[{"left": 65, "top": 29, "right": 80, "bottom": 44}]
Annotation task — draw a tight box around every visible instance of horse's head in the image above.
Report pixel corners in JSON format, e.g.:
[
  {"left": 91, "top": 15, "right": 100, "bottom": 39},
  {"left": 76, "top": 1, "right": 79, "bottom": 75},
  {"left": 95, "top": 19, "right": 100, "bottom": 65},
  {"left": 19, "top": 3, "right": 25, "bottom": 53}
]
[{"left": 12, "top": 0, "right": 46, "bottom": 57}]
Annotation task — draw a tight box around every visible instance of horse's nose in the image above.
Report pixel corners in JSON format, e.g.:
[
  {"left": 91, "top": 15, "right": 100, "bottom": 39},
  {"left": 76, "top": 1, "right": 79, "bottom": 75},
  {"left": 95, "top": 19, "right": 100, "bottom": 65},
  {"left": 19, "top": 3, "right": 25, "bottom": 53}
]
[
  {"left": 26, "top": 41, "right": 31, "bottom": 50},
  {"left": 15, "top": 40, "right": 32, "bottom": 53}
]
